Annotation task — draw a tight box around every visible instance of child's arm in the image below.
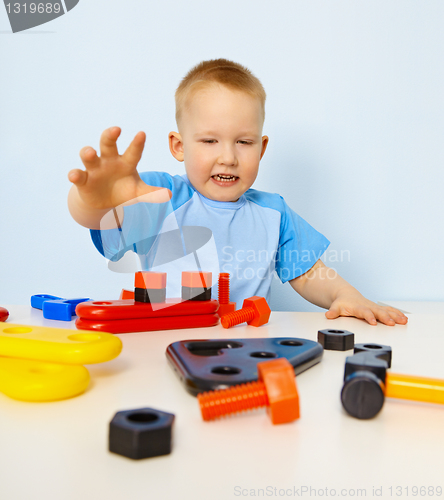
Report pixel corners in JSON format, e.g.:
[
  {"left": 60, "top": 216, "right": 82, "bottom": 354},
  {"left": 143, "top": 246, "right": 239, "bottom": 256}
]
[
  {"left": 289, "top": 260, "right": 408, "bottom": 326},
  {"left": 68, "top": 127, "right": 171, "bottom": 229}
]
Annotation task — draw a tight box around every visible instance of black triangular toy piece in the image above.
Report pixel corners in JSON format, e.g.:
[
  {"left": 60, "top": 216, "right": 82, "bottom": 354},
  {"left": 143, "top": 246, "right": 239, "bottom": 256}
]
[{"left": 166, "top": 337, "right": 323, "bottom": 396}]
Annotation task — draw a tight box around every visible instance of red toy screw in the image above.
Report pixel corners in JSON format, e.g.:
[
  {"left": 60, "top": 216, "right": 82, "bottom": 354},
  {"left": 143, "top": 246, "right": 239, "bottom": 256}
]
[
  {"left": 221, "top": 296, "right": 271, "bottom": 328},
  {"left": 197, "top": 358, "right": 299, "bottom": 424},
  {"left": 217, "top": 273, "right": 236, "bottom": 318}
]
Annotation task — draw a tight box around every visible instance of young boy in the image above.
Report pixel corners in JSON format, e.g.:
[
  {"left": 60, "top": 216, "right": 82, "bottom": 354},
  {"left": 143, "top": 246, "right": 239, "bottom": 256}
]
[{"left": 68, "top": 59, "right": 407, "bottom": 326}]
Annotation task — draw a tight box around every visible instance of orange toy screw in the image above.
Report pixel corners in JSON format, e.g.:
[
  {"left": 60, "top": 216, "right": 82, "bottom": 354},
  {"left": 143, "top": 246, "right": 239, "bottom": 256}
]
[
  {"left": 217, "top": 273, "right": 236, "bottom": 318},
  {"left": 221, "top": 296, "right": 271, "bottom": 328},
  {"left": 197, "top": 358, "right": 299, "bottom": 424}
]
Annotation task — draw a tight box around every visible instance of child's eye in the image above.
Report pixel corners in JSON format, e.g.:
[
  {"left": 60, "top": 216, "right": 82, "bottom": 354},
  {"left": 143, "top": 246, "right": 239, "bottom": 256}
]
[
  {"left": 202, "top": 139, "right": 216, "bottom": 143},
  {"left": 238, "top": 141, "right": 253, "bottom": 145}
]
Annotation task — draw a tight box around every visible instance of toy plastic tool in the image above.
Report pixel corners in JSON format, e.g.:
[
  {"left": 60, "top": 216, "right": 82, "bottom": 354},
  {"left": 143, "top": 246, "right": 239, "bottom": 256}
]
[
  {"left": 217, "top": 273, "right": 235, "bottom": 317},
  {"left": 0, "top": 357, "right": 90, "bottom": 402},
  {"left": 221, "top": 296, "right": 271, "bottom": 328},
  {"left": 166, "top": 337, "right": 323, "bottom": 396},
  {"left": 75, "top": 298, "right": 219, "bottom": 333},
  {"left": 341, "top": 343, "right": 444, "bottom": 419},
  {"left": 31, "top": 294, "right": 90, "bottom": 321},
  {"left": 198, "top": 358, "right": 300, "bottom": 424},
  {"left": 0, "top": 323, "right": 122, "bottom": 402},
  {"left": 0, "top": 323, "right": 122, "bottom": 365}
]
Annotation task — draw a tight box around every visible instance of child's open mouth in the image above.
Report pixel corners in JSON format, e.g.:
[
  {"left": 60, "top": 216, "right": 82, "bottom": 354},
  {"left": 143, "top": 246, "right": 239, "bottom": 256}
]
[{"left": 211, "top": 174, "right": 239, "bottom": 184}]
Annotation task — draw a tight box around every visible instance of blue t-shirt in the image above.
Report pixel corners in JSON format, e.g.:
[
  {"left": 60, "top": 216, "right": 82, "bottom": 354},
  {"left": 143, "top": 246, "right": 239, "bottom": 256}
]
[{"left": 90, "top": 172, "right": 330, "bottom": 308}]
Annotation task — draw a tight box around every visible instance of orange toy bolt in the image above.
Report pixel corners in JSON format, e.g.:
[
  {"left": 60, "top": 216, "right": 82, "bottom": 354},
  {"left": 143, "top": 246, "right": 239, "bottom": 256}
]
[
  {"left": 217, "top": 273, "right": 236, "bottom": 318},
  {"left": 198, "top": 358, "right": 299, "bottom": 424},
  {"left": 221, "top": 296, "right": 271, "bottom": 328}
]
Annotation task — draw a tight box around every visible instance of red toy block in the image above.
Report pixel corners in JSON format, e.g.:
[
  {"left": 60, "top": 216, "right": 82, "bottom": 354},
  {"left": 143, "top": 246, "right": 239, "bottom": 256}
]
[
  {"left": 198, "top": 358, "right": 299, "bottom": 425},
  {"left": 75, "top": 299, "right": 219, "bottom": 320},
  {"left": 119, "top": 289, "right": 135, "bottom": 300},
  {"left": 0, "top": 307, "right": 9, "bottom": 322},
  {"left": 182, "top": 272, "right": 212, "bottom": 289},
  {"left": 134, "top": 272, "right": 167, "bottom": 290},
  {"left": 221, "top": 296, "right": 271, "bottom": 328},
  {"left": 75, "top": 313, "right": 220, "bottom": 334}
]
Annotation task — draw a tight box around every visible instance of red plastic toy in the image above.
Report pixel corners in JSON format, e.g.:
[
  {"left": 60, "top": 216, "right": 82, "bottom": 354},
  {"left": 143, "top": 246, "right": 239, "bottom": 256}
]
[
  {"left": 0, "top": 307, "right": 9, "bottom": 322},
  {"left": 76, "top": 272, "right": 221, "bottom": 333},
  {"left": 135, "top": 272, "right": 167, "bottom": 289},
  {"left": 76, "top": 313, "right": 219, "bottom": 333},
  {"left": 198, "top": 358, "right": 300, "bottom": 425},
  {"left": 76, "top": 298, "right": 219, "bottom": 320},
  {"left": 221, "top": 296, "right": 271, "bottom": 328},
  {"left": 217, "top": 273, "right": 236, "bottom": 318},
  {"left": 182, "top": 271, "right": 212, "bottom": 288}
]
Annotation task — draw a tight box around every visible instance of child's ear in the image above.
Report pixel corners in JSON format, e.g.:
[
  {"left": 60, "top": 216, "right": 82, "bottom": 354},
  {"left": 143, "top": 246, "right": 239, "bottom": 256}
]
[
  {"left": 260, "top": 135, "right": 269, "bottom": 160},
  {"left": 169, "top": 132, "right": 184, "bottom": 162}
]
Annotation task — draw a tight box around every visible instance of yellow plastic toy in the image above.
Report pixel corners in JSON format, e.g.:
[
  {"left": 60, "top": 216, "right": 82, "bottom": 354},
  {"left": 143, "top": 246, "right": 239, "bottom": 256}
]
[
  {"left": 0, "top": 357, "right": 90, "bottom": 402},
  {"left": 0, "top": 323, "right": 122, "bottom": 364},
  {"left": 0, "top": 323, "right": 123, "bottom": 402}
]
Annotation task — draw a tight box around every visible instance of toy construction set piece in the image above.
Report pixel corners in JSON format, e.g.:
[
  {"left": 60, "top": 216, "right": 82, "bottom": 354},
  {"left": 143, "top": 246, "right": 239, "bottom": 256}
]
[
  {"left": 217, "top": 273, "right": 236, "bottom": 317},
  {"left": 0, "top": 357, "right": 90, "bottom": 402},
  {"left": 0, "top": 323, "right": 122, "bottom": 402},
  {"left": 31, "top": 294, "right": 90, "bottom": 321},
  {"left": 221, "top": 296, "right": 271, "bottom": 328},
  {"left": 134, "top": 272, "right": 166, "bottom": 303},
  {"left": 76, "top": 271, "right": 220, "bottom": 333},
  {"left": 198, "top": 358, "right": 300, "bottom": 425},
  {"left": 0, "top": 307, "right": 9, "bottom": 322},
  {"left": 109, "top": 407, "right": 175, "bottom": 460},
  {"left": 318, "top": 329, "right": 355, "bottom": 351},
  {"left": 341, "top": 343, "right": 444, "bottom": 419},
  {"left": 166, "top": 337, "right": 323, "bottom": 396},
  {"left": 181, "top": 271, "right": 212, "bottom": 301}
]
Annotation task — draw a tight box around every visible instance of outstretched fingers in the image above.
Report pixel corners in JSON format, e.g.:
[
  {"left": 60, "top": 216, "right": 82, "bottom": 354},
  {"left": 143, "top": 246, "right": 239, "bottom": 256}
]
[
  {"left": 99, "top": 127, "right": 121, "bottom": 158},
  {"left": 122, "top": 131, "right": 146, "bottom": 167},
  {"left": 79, "top": 146, "right": 100, "bottom": 170},
  {"left": 68, "top": 168, "right": 88, "bottom": 186}
]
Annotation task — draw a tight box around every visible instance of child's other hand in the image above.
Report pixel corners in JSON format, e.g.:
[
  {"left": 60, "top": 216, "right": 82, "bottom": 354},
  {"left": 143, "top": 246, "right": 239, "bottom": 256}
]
[
  {"left": 325, "top": 293, "right": 408, "bottom": 326},
  {"left": 68, "top": 127, "right": 170, "bottom": 210}
]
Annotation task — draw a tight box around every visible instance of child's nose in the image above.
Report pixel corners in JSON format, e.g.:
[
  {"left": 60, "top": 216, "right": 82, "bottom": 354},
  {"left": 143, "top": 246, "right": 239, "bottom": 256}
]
[{"left": 217, "top": 145, "right": 236, "bottom": 166}]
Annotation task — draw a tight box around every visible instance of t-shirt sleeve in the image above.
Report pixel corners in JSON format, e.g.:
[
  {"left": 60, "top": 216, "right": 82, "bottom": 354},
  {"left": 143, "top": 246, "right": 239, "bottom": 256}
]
[
  {"left": 90, "top": 172, "right": 193, "bottom": 262},
  {"left": 276, "top": 197, "right": 330, "bottom": 283}
]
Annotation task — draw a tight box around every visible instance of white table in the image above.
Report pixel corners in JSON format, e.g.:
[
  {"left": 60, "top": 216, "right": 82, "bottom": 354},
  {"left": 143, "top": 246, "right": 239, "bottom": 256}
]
[
  {"left": 1, "top": 305, "right": 443, "bottom": 500},
  {"left": 378, "top": 300, "right": 444, "bottom": 314}
]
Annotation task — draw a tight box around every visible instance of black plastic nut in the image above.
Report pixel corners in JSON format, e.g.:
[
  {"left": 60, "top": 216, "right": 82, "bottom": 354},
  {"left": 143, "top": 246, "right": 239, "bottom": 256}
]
[
  {"left": 353, "top": 343, "right": 392, "bottom": 368},
  {"left": 317, "top": 329, "right": 355, "bottom": 351},
  {"left": 109, "top": 407, "right": 174, "bottom": 460}
]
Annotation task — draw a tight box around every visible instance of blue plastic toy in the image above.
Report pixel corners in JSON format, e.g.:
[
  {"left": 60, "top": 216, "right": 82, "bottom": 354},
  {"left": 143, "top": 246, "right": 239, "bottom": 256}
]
[{"left": 31, "top": 295, "right": 90, "bottom": 321}]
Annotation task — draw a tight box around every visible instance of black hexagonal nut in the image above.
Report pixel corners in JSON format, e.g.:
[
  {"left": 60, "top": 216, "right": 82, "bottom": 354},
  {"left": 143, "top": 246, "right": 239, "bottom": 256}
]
[
  {"left": 317, "top": 329, "right": 355, "bottom": 351},
  {"left": 353, "top": 343, "right": 392, "bottom": 368},
  {"left": 109, "top": 408, "right": 175, "bottom": 460}
]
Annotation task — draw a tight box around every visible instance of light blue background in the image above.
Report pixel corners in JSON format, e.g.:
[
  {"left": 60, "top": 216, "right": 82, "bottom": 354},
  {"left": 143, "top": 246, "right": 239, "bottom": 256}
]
[{"left": 1, "top": 0, "right": 443, "bottom": 310}]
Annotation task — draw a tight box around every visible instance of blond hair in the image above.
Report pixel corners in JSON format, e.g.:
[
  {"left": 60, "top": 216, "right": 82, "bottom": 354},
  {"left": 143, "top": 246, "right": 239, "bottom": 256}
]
[{"left": 175, "top": 58, "right": 266, "bottom": 126}]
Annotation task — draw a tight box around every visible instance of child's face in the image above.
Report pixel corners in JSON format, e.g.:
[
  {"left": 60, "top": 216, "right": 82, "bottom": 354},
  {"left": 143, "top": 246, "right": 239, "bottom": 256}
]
[{"left": 169, "top": 84, "right": 268, "bottom": 202}]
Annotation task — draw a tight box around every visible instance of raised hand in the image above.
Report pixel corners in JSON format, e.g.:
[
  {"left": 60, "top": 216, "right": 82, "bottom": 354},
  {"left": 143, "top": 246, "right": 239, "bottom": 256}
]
[{"left": 68, "top": 127, "right": 171, "bottom": 228}]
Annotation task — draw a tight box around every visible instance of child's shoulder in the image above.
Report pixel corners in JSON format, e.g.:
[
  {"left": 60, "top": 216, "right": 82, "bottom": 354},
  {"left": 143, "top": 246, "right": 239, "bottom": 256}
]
[
  {"left": 139, "top": 171, "right": 189, "bottom": 190},
  {"left": 139, "top": 171, "right": 195, "bottom": 209},
  {"left": 244, "top": 187, "right": 287, "bottom": 212}
]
